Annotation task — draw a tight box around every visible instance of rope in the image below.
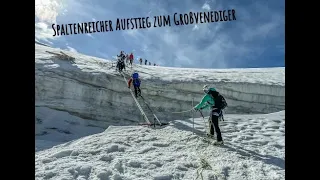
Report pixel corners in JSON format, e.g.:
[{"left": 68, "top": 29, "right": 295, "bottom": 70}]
[
  {"left": 200, "top": 113, "right": 209, "bottom": 136},
  {"left": 195, "top": 157, "right": 212, "bottom": 180},
  {"left": 170, "top": 109, "right": 193, "bottom": 114},
  {"left": 120, "top": 72, "right": 150, "bottom": 124},
  {"left": 194, "top": 136, "right": 215, "bottom": 180},
  {"left": 192, "top": 111, "right": 217, "bottom": 180}
]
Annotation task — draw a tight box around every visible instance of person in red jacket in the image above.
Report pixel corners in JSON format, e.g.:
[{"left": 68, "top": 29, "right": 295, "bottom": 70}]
[{"left": 129, "top": 53, "right": 134, "bottom": 67}]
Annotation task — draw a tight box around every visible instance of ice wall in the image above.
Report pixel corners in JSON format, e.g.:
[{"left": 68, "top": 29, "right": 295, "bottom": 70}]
[{"left": 35, "top": 44, "right": 285, "bottom": 128}]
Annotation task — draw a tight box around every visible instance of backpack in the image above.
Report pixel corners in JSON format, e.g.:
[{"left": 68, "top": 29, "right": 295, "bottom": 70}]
[
  {"left": 132, "top": 73, "right": 140, "bottom": 86},
  {"left": 209, "top": 91, "right": 228, "bottom": 110},
  {"left": 215, "top": 93, "right": 228, "bottom": 110}
]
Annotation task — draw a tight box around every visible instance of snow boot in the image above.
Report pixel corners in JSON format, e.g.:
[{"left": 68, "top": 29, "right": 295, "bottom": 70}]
[
  {"left": 213, "top": 141, "right": 224, "bottom": 145},
  {"left": 206, "top": 133, "right": 214, "bottom": 139}
]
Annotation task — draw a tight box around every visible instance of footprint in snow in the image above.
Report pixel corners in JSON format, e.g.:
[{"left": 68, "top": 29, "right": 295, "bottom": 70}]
[
  {"left": 100, "top": 154, "right": 114, "bottom": 162},
  {"left": 107, "top": 144, "right": 125, "bottom": 153},
  {"left": 152, "top": 142, "right": 170, "bottom": 147},
  {"left": 138, "top": 147, "right": 156, "bottom": 154}
]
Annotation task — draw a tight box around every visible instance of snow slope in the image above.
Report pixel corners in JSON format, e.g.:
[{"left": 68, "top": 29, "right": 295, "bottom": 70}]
[
  {"left": 35, "top": 43, "right": 285, "bottom": 126},
  {"left": 35, "top": 111, "right": 285, "bottom": 180},
  {"left": 35, "top": 43, "right": 285, "bottom": 179},
  {"left": 36, "top": 107, "right": 105, "bottom": 151}
]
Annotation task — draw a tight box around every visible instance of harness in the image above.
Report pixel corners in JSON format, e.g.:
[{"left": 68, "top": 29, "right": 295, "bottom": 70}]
[{"left": 206, "top": 93, "right": 225, "bottom": 121}]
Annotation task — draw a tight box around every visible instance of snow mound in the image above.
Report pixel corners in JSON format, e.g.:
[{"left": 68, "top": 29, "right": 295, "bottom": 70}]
[{"left": 35, "top": 111, "right": 284, "bottom": 180}]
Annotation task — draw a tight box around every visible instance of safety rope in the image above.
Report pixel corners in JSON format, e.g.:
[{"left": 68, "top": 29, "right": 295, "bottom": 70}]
[
  {"left": 120, "top": 72, "right": 150, "bottom": 124},
  {"left": 193, "top": 110, "right": 217, "bottom": 180},
  {"left": 194, "top": 140, "right": 215, "bottom": 179},
  {"left": 116, "top": 63, "right": 215, "bottom": 178},
  {"left": 199, "top": 111, "right": 210, "bottom": 136},
  {"left": 170, "top": 108, "right": 194, "bottom": 114},
  {"left": 193, "top": 138, "right": 214, "bottom": 180},
  {"left": 195, "top": 157, "right": 213, "bottom": 180}
]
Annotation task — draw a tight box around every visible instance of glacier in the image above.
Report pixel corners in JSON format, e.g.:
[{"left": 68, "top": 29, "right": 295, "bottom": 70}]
[
  {"left": 35, "top": 43, "right": 284, "bottom": 127},
  {"left": 35, "top": 43, "right": 285, "bottom": 180}
]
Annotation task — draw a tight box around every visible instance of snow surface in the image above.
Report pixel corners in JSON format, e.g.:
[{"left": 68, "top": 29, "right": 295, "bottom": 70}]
[
  {"left": 35, "top": 111, "right": 285, "bottom": 180},
  {"left": 35, "top": 43, "right": 285, "bottom": 179},
  {"left": 36, "top": 107, "right": 105, "bottom": 151},
  {"left": 35, "top": 43, "right": 284, "bottom": 86}
]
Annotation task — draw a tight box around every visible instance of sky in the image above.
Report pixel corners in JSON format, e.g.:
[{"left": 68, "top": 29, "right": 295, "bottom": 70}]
[{"left": 35, "top": 0, "right": 284, "bottom": 69}]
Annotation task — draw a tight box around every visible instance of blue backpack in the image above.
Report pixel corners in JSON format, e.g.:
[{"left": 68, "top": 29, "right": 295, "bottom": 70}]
[{"left": 132, "top": 73, "right": 140, "bottom": 86}]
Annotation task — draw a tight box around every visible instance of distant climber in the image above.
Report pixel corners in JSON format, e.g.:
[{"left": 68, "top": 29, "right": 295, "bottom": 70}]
[
  {"left": 116, "top": 51, "right": 126, "bottom": 72},
  {"left": 193, "top": 85, "right": 228, "bottom": 145},
  {"left": 149, "top": 62, "right": 151, "bottom": 65},
  {"left": 125, "top": 54, "right": 129, "bottom": 64},
  {"left": 118, "top": 58, "right": 125, "bottom": 72},
  {"left": 115, "top": 51, "right": 122, "bottom": 70},
  {"left": 154, "top": 63, "right": 156, "bottom": 66},
  {"left": 129, "top": 53, "right": 134, "bottom": 67},
  {"left": 139, "top": 58, "right": 143, "bottom": 65},
  {"left": 117, "top": 51, "right": 125, "bottom": 61},
  {"left": 128, "top": 72, "right": 141, "bottom": 98},
  {"left": 145, "top": 59, "right": 147, "bottom": 65}
]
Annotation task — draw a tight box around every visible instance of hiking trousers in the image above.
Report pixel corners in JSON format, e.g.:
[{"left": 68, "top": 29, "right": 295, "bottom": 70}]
[
  {"left": 134, "top": 86, "right": 141, "bottom": 97},
  {"left": 209, "top": 110, "right": 223, "bottom": 142}
]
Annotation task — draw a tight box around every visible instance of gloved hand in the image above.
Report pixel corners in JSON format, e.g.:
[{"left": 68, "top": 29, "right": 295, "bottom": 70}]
[{"left": 128, "top": 86, "right": 130, "bottom": 88}]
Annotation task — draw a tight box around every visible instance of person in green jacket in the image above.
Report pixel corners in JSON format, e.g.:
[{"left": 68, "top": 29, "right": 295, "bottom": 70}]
[{"left": 193, "top": 85, "right": 224, "bottom": 145}]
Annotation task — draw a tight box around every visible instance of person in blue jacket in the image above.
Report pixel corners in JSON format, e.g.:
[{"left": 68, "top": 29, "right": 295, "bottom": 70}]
[{"left": 128, "top": 72, "right": 141, "bottom": 98}]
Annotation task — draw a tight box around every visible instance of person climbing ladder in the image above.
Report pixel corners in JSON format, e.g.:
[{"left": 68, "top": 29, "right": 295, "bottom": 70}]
[{"left": 128, "top": 72, "right": 141, "bottom": 98}]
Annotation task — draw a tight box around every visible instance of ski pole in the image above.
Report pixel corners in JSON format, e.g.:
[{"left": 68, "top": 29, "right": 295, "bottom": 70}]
[
  {"left": 199, "top": 110, "right": 204, "bottom": 118},
  {"left": 199, "top": 110, "right": 209, "bottom": 135},
  {"left": 192, "top": 98, "right": 194, "bottom": 135}
]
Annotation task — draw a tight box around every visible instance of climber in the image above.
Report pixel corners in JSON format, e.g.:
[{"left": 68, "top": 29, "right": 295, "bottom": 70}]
[
  {"left": 139, "top": 58, "right": 143, "bottom": 65},
  {"left": 129, "top": 53, "right": 134, "bottom": 67},
  {"left": 117, "top": 59, "right": 125, "bottom": 72},
  {"left": 117, "top": 51, "right": 125, "bottom": 59},
  {"left": 128, "top": 72, "right": 141, "bottom": 98},
  {"left": 125, "top": 53, "right": 129, "bottom": 64},
  {"left": 116, "top": 51, "right": 122, "bottom": 71},
  {"left": 117, "top": 51, "right": 126, "bottom": 72},
  {"left": 193, "top": 85, "right": 228, "bottom": 145}
]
